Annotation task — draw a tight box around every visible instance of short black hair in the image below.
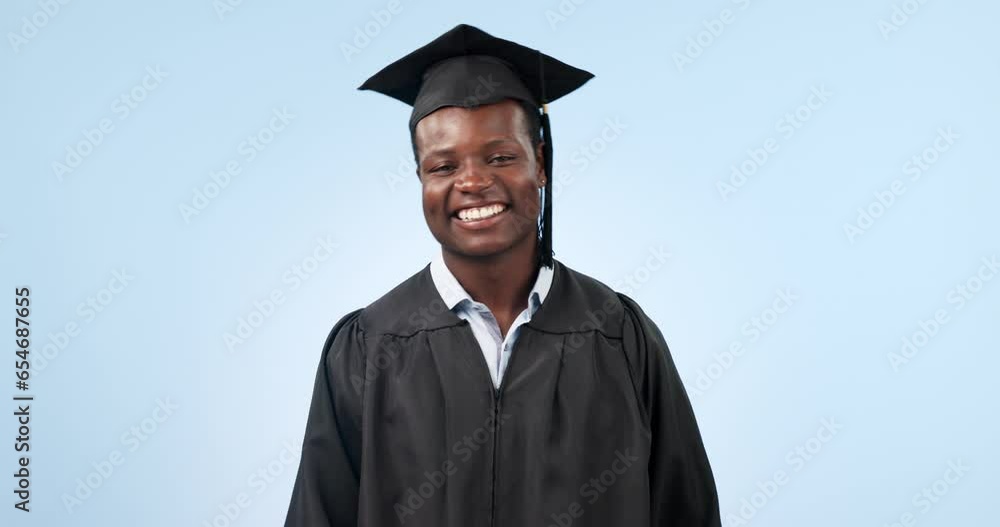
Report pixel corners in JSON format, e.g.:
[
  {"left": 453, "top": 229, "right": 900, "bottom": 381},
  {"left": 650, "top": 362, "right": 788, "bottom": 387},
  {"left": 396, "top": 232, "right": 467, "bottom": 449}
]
[{"left": 411, "top": 99, "right": 542, "bottom": 172}]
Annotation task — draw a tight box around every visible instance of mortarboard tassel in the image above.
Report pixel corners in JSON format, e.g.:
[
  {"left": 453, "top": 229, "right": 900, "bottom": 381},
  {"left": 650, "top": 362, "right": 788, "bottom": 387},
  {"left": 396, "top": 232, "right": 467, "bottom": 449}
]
[
  {"left": 539, "top": 105, "right": 553, "bottom": 269},
  {"left": 538, "top": 50, "right": 554, "bottom": 269}
]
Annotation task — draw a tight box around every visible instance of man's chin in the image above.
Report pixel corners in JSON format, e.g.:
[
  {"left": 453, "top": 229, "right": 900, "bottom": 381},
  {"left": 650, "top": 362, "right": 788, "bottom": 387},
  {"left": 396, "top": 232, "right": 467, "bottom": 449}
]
[{"left": 440, "top": 238, "right": 518, "bottom": 261}]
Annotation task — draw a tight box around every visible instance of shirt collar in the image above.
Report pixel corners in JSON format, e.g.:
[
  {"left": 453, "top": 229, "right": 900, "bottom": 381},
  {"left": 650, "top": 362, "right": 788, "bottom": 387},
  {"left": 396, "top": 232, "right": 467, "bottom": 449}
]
[{"left": 429, "top": 251, "right": 554, "bottom": 313}]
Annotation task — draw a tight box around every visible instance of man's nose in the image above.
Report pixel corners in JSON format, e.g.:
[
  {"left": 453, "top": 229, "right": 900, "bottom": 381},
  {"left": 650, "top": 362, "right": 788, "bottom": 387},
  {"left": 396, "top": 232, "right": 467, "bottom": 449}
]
[{"left": 454, "top": 161, "right": 493, "bottom": 191}]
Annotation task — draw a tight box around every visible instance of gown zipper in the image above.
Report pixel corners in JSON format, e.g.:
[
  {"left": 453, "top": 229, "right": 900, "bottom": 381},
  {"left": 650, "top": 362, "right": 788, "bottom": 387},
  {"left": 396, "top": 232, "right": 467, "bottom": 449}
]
[
  {"left": 490, "top": 327, "right": 523, "bottom": 527},
  {"left": 458, "top": 319, "right": 523, "bottom": 527}
]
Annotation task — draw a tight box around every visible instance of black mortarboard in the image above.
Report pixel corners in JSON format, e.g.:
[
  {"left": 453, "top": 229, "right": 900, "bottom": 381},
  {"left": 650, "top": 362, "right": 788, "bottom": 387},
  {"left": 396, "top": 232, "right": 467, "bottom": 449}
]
[{"left": 358, "top": 23, "right": 594, "bottom": 269}]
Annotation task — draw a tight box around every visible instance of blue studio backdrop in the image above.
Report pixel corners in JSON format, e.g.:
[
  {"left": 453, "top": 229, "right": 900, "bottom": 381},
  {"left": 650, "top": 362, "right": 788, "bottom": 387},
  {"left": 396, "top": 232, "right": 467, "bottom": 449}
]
[{"left": 1, "top": 1, "right": 997, "bottom": 526}]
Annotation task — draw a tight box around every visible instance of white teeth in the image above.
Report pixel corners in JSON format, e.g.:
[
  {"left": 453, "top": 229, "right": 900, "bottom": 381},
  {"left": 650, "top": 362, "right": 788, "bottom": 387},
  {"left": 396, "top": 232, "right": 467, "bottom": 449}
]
[{"left": 457, "top": 204, "right": 506, "bottom": 221}]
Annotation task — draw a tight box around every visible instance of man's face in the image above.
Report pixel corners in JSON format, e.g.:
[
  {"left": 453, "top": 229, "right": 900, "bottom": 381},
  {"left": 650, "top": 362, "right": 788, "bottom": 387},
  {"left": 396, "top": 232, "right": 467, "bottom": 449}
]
[{"left": 414, "top": 99, "right": 544, "bottom": 260}]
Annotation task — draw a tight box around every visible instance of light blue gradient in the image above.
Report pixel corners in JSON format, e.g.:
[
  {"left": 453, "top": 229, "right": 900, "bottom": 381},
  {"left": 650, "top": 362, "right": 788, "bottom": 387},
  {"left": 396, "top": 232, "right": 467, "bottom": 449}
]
[{"left": 1, "top": 0, "right": 997, "bottom": 525}]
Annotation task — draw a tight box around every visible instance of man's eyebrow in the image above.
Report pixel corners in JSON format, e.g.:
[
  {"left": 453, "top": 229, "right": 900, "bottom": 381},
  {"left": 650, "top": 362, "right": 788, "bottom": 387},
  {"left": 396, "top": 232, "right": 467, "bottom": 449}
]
[
  {"left": 421, "top": 138, "right": 519, "bottom": 160},
  {"left": 482, "top": 138, "right": 518, "bottom": 149},
  {"left": 422, "top": 147, "right": 456, "bottom": 159}
]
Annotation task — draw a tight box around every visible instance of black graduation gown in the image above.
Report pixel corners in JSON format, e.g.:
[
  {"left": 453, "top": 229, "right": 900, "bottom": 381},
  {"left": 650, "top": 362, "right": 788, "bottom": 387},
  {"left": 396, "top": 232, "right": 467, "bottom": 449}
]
[{"left": 284, "top": 258, "right": 721, "bottom": 527}]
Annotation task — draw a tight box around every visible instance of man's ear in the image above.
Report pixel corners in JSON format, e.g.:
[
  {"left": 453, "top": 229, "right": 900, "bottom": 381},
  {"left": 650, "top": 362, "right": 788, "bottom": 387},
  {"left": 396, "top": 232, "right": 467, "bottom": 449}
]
[{"left": 535, "top": 141, "right": 546, "bottom": 185}]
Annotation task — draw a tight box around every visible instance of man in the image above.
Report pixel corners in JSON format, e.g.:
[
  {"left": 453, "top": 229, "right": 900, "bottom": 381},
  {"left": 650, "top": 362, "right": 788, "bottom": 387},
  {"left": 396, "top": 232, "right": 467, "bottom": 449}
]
[{"left": 284, "top": 24, "right": 721, "bottom": 527}]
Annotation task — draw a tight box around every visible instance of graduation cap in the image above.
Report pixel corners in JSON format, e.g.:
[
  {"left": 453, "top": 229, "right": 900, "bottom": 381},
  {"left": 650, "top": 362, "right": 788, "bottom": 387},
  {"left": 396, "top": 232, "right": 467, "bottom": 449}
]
[{"left": 358, "top": 23, "right": 594, "bottom": 269}]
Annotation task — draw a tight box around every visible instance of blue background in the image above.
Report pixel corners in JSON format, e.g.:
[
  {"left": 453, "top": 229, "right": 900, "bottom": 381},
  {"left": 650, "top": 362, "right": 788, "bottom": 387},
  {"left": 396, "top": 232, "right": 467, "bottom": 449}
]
[{"left": 2, "top": 0, "right": 997, "bottom": 525}]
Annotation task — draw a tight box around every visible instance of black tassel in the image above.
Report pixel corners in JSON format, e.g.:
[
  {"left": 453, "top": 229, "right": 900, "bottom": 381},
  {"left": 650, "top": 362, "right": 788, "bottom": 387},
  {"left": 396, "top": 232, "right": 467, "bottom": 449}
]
[
  {"left": 537, "top": 50, "right": 554, "bottom": 269},
  {"left": 539, "top": 109, "right": 553, "bottom": 268}
]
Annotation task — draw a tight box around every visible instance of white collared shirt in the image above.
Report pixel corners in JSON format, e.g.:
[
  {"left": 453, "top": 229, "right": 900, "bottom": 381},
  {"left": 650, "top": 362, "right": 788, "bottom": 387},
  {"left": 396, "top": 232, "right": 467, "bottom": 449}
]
[{"left": 429, "top": 251, "right": 554, "bottom": 389}]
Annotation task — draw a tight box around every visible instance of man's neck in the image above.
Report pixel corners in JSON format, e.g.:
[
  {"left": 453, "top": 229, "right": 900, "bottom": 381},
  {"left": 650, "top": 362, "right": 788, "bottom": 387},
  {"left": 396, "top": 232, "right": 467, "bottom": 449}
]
[{"left": 441, "top": 240, "right": 539, "bottom": 322}]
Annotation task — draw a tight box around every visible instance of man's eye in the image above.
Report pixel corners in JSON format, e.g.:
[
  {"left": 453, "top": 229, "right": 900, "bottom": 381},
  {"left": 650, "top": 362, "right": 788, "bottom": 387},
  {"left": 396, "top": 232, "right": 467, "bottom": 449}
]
[
  {"left": 490, "top": 155, "right": 516, "bottom": 163},
  {"left": 430, "top": 164, "right": 455, "bottom": 173}
]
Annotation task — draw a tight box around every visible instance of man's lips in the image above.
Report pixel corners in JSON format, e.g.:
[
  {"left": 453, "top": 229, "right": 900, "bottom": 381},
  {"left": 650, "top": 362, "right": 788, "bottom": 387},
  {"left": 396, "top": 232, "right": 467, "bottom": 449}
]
[
  {"left": 451, "top": 202, "right": 508, "bottom": 220},
  {"left": 451, "top": 203, "right": 509, "bottom": 230}
]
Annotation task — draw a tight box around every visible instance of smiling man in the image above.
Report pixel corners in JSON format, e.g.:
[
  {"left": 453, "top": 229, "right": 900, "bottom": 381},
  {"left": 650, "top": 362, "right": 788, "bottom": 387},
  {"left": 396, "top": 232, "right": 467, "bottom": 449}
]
[{"left": 283, "top": 24, "right": 721, "bottom": 527}]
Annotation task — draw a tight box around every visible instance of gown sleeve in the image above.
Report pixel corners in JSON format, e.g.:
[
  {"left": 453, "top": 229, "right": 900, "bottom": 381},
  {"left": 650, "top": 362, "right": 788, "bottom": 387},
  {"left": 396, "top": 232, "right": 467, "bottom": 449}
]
[
  {"left": 617, "top": 293, "right": 722, "bottom": 527},
  {"left": 284, "top": 308, "right": 367, "bottom": 527}
]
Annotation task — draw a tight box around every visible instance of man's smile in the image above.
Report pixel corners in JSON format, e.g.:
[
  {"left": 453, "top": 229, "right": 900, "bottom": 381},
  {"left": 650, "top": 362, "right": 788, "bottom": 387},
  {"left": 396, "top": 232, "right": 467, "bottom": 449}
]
[
  {"left": 453, "top": 202, "right": 508, "bottom": 221},
  {"left": 452, "top": 203, "right": 509, "bottom": 229}
]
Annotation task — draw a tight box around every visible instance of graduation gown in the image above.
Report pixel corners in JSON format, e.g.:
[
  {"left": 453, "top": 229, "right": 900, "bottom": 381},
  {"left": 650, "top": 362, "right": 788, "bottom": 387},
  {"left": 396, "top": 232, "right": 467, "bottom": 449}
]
[{"left": 284, "top": 258, "right": 721, "bottom": 527}]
